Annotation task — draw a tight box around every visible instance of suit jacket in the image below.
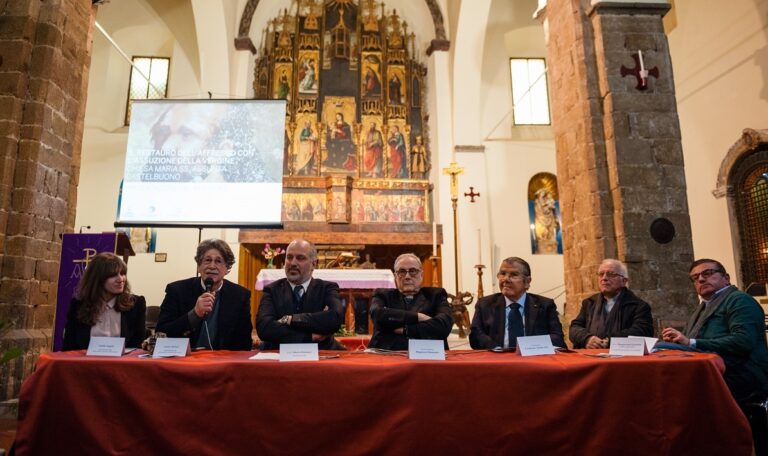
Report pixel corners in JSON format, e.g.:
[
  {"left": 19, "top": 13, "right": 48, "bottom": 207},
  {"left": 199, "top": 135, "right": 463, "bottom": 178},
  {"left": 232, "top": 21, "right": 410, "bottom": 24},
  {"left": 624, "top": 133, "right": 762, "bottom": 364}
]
[
  {"left": 62, "top": 296, "right": 147, "bottom": 350},
  {"left": 369, "top": 287, "right": 454, "bottom": 350},
  {"left": 469, "top": 292, "right": 565, "bottom": 349},
  {"left": 156, "top": 277, "right": 253, "bottom": 351},
  {"left": 684, "top": 285, "right": 768, "bottom": 401},
  {"left": 569, "top": 288, "right": 654, "bottom": 348},
  {"left": 256, "top": 277, "right": 344, "bottom": 350}
]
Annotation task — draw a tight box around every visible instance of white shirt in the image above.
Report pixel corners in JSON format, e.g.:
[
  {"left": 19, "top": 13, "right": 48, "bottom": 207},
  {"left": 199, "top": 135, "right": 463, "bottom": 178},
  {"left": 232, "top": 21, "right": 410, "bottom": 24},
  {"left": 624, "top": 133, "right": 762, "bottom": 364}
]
[{"left": 90, "top": 297, "right": 121, "bottom": 338}]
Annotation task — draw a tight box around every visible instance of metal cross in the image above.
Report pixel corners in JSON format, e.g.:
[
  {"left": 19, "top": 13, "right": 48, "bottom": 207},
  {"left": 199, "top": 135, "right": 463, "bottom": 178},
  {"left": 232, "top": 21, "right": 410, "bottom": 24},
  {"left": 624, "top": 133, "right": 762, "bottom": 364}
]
[
  {"left": 464, "top": 186, "right": 480, "bottom": 203},
  {"left": 620, "top": 51, "right": 659, "bottom": 91}
]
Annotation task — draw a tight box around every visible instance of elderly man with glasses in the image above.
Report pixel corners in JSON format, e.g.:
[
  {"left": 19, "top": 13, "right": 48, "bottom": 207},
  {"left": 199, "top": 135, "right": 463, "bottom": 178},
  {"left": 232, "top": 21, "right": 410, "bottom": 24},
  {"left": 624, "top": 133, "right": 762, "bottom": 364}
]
[
  {"left": 368, "top": 253, "right": 454, "bottom": 350},
  {"left": 470, "top": 256, "right": 565, "bottom": 350},
  {"left": 662, "top": 258, "right": 768, "bottom": 402},
  {"left": 569, "top": 259, "right": 654, "bottom": 349}
]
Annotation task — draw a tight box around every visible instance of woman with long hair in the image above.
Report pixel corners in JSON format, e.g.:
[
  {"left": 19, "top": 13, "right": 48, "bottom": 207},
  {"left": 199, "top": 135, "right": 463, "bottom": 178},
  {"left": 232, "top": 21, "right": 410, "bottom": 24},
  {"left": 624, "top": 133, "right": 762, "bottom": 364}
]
[{"left": 62, "top": 252, "right": 146, "bottom": 350}]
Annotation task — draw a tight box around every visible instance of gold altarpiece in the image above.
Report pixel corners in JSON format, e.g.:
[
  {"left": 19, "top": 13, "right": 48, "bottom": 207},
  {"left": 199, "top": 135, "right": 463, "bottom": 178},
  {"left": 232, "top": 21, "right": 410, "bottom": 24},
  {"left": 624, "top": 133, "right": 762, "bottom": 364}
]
[{"left": 239, "top": 0, "right": 442, "bottom": 327}]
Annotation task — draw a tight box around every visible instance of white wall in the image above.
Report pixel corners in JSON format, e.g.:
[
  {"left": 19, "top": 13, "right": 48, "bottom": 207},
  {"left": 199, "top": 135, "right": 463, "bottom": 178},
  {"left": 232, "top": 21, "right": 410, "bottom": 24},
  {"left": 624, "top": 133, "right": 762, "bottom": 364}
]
[
  {"left": 87, "top": 0, "right": 768, "bottom": 313},
  {"left": 474, "top": 0, "right": 563, "bottom": 307},
  {"left": 668, "top": 0, "right": 768, "bottom": 280},
  {"left": 78, "top": 0, "right": 241, "bottom": 308}
]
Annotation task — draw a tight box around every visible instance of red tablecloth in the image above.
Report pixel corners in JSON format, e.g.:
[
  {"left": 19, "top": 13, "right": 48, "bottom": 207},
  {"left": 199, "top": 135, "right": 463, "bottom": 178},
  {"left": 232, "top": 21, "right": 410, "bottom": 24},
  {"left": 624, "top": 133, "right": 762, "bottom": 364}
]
[{"left": 15, "top": 350, "right": 751, "bottom": 455}]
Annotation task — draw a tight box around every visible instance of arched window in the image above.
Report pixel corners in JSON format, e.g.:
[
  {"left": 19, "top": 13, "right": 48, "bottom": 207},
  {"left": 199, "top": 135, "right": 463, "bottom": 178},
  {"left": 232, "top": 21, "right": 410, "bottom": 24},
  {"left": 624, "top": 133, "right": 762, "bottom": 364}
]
[{"left": 731, "top": 146, "right": 768, "bottom": 286}]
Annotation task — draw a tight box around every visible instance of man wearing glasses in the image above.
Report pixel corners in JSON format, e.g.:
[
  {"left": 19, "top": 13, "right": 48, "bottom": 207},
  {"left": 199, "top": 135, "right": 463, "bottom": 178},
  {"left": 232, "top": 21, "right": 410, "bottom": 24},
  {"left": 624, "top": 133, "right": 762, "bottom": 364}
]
[
  {"left": 368, "top": 253, "right": 453, "bottom": 350},
  {"left": 256, "top": 239, "right": 345, "bottom": 350},
  {"left": 156, "top": 239, "right": 253, "bottom": 350},
  {"left": 469, "top": 257, "right": 565, "bottom": 350},
  {"left": 662, "top": 258, "right": 768, "bottom": 402},
  {"left": 569, "top": 259, "right": 653, "bottom": 349}
]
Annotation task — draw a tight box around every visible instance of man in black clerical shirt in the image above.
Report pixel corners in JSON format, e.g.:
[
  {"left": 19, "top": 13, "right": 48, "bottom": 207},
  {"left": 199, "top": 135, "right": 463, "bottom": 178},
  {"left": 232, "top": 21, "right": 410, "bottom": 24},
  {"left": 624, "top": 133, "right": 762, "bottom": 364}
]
[{"left": 368, "top": 253, "right": 453, "bottom": 350}]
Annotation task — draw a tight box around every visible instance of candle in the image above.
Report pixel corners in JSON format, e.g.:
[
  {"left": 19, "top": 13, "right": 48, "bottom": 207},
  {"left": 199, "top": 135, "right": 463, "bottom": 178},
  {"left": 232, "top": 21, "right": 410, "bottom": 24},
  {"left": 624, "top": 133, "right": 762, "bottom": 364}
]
[
  {"left": 477, "top": 229, "right": 482, "bottom": 264},
  {"left": 638, "top": 50, "right": 645, "bottom": 72},
  {"left": 432, "top": 222, "right": 437, "bottom": 257}
]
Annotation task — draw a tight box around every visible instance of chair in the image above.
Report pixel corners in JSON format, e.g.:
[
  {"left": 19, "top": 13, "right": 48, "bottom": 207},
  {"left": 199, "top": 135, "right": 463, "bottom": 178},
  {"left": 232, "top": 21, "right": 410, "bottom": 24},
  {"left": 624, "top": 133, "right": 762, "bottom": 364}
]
[
  {"left": 145, "top": 306, "right": 161, "bottom": 337},
  {"left": 739, "top": 395, "right": 768, "bottom": 456}
]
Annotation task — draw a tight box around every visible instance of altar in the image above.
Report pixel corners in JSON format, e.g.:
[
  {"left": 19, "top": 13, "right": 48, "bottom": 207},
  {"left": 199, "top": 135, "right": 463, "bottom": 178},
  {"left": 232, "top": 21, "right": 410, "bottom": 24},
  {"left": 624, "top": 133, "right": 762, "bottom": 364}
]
[{"left": 256, "top": 269, "right": 396, "bottom": 334}]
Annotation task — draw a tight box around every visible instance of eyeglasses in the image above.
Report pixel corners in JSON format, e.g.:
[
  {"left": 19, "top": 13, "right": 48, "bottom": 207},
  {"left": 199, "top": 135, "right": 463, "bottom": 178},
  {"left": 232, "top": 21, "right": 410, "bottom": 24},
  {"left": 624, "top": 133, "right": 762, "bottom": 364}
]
[
  {"left": 597, "top": 271, "right": 624, "bottom": 279},
  {"left": 689, "top": 268, "right": 723, "bottom": 282},
  {"left": 395, "top": 268, "right": 422, "bottom": 278},
  {"left": 201, "top": 257, "right": 226, "bottom": 266}
]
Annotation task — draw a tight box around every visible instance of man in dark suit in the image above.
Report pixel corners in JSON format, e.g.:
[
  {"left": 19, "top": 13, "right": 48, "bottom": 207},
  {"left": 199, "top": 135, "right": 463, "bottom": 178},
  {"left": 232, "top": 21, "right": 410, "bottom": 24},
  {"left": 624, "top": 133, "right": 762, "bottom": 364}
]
[
  {"left": 569, "top": 259, "right": 654, "bottom": 348},
  {"left": 156, "top": 239, "right": 253, "bottom": 350},
  {"left": 663, "top": 258, "right": 768, "bottom": 402},
  {"left": 369, "top": 253, "right": 453, "bottom": 350},
  {"left": 256, "top": 239, "right": 344, "bottom": 350},
  {"left": 470, "top": 256, "right": 565, "bottom": 349}
]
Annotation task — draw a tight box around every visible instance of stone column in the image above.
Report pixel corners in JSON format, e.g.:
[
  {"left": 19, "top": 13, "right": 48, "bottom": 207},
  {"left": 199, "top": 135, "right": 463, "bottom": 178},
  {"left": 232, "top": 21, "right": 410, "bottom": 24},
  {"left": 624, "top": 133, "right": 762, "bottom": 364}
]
[
  {"left": 0, "top": 0, "right": 95, "bottom": 399},
  {"left": 541, "top": 0, "right": 696, "bottom": 335}
]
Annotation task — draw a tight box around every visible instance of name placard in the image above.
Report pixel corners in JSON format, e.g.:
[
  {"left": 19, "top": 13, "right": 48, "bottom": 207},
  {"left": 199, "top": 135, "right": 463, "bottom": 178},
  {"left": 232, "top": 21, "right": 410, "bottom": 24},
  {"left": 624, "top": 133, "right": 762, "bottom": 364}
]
[
  {"left": 517, "top": 335, "right": 556, "bottom": 356},
  {"left": 408, "top": 339, "right": 445, "bottom": 360},
  {"left": 86, "top": 337, "right": 125, "bottom": 357},
  {"left": 279, "top": 343, "right": 319, "bottom": 362},
  {"left": 609, "top": 337, "right": 647, "bottom": 356},
  {"left": 628, "top": 335, "right": 659, "bottom": 353},
  {"left": 152, "top": 338, "right": 191, "bottom": 358}
]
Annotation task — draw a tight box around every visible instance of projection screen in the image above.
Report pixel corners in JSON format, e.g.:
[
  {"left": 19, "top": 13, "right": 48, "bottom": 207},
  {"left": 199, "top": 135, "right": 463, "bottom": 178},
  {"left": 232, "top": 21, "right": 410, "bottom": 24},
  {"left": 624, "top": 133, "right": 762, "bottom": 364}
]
[{"left": 116, "top": 99, "right": 286, "bottom": 228}]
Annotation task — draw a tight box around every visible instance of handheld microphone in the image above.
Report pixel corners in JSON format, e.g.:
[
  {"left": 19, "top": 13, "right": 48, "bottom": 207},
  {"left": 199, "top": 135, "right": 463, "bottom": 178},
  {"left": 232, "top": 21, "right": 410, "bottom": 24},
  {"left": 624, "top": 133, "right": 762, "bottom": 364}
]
[{"left": 202, "top": 277, "right": 215, "bottom": 350}]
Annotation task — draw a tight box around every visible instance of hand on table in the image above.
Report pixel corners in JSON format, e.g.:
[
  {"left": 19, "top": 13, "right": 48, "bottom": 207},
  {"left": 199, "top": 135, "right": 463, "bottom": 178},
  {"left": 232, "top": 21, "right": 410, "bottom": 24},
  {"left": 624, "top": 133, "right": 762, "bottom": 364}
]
[{"left": 661, "top": 327, "right": 690, "bottom": 346}]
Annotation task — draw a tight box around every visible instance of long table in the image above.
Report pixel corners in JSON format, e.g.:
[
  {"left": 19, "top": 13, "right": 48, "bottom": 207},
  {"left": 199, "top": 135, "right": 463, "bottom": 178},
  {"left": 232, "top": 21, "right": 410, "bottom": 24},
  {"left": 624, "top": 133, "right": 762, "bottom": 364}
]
[{"left": 15, "top": 350, "right": 752, "bottom": 455}]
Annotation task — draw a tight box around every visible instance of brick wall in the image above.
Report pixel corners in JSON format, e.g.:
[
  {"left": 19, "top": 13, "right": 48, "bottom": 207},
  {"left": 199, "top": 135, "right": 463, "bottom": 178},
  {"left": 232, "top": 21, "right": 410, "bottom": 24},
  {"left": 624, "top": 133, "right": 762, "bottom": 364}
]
[
  {"left": 544, "top": 0, "right": 696, "bottom": 337},
  {"left": 0, "top": 0, "right": 94, "bottom": 399}
]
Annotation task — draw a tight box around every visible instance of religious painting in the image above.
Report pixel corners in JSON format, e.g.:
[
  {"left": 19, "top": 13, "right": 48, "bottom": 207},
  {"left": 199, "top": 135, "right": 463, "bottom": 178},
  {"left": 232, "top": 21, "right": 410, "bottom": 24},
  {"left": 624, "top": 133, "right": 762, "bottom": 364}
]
[
  {"left": 360, "top": 116, "right": 385, "bottom": 178},
  {"left": 322, "top": 31, "right": 332, "bottom": 69},
  {"left": 297, "top": 51, "right": 319, "bottom": 95},
  {"left": 361, "top": 53, "right": 382, "bottom": 98},
  {"left": 321, "top": 97, "right": 358, "bottom": 175},
  {"left": 387, "top": 66, "right": 406, "bottom": 105},
  {"left": 117, "top": 227, "right": 158, "bottom": 254},
  {"left": 527, "top": 172, "right": 563, "bottom": 254},
  {"left": 328, "top": 191, "right": 349, "bottom": 223},
  {"left": 255, "top": 66, "right": 269, "bottom": 99},
  {"left": 293, "top": 114, "right": 319, "bottom": 176},
  {"left": 386, "top": 121, "right": 409, "bottom": 178},
  {"left": 273, "top": 63, "right": 292, "bottom": 101},
  {"left": 282, "top": 191, "right": 326, "bottom": 222},
  {"left": 409, "top": 134, "right": 428, "bottom": 179},
  {"left": 353, "top": 189, "right": 426, "bottom": 223},
  {"left": 282, "top": 122, "right": 292, "bottom": 175},
  {"left": 349, "top": 32, "right": 359, "bottom": 70},
  {"left": 411, "top": 73, "right": 421, "bottom": 107}
]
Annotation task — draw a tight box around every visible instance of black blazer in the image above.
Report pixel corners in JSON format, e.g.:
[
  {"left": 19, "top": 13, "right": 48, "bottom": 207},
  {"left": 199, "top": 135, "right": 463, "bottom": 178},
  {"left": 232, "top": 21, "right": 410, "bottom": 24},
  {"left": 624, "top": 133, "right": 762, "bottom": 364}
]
[
  {"left": 569, "top": 288, "right": 654, "bottom": 348},
  {"left": 256, "top": 277, "right": 344, "bottom": 350},
  {"left": 469, "top": 292, "right": 565, "bottom": 349},
  {"left": 62, "top": 296, "right": 147, "bottom": 350},
  {"left": 369, "top": 287, "right": 454, "bottom": 350},
  {"left": 156, "top": 277, "right": 253, "bottom": 351}
]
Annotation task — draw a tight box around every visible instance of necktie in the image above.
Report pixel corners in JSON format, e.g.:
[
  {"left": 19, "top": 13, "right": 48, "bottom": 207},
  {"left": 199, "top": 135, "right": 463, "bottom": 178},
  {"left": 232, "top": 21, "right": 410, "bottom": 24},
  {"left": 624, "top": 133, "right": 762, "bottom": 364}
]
[
  {"left": 293, "top": 286, "right": 304, "bottom": 313},
  {"left": 507, "top": 303, "right": 524, "bottom": 348}
]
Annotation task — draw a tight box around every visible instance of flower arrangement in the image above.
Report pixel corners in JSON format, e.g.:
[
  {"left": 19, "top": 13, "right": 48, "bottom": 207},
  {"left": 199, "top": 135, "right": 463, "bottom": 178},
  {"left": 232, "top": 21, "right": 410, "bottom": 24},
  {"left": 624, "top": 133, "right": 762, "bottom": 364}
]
[{"left": 262, "top": 243, "right": 285, "bottom": 268}]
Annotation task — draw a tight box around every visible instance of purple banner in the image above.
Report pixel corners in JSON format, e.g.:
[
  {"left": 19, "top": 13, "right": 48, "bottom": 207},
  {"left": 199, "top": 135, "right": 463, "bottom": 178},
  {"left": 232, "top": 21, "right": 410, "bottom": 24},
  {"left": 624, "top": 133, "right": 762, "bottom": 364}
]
[{"left": 53, "top": 233, "right": 120, "bottom": 351}]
